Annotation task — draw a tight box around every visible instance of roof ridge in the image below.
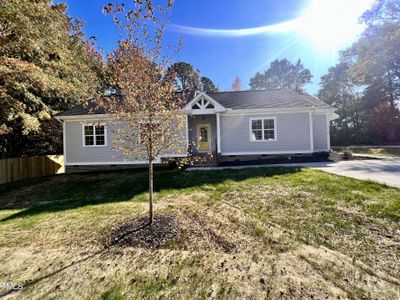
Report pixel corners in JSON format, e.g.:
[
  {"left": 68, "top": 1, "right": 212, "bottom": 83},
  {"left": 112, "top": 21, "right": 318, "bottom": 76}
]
[{"left": 208, "top": 88, "right": 287, "bottom": 95}]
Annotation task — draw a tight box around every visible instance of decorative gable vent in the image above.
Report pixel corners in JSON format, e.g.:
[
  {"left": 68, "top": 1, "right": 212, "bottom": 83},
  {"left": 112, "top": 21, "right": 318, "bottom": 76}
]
[
  {"left": 183, "top": 92, "right": 226, "bottom": 115},
  {"left": 192, "top": 97, "right": 215, "bottom": 110}
]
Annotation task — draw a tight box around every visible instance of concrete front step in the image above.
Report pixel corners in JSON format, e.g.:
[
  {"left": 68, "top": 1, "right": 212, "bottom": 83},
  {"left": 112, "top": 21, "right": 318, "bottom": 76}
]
[{"left": 189, "top": 153, "right": 218, "bottom": 167}]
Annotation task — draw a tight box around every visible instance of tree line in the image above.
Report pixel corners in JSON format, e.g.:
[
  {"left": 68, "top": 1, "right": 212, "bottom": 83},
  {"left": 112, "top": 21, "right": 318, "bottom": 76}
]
[{"left": 1, "top": 0, "right": 399, "bottom": 158}]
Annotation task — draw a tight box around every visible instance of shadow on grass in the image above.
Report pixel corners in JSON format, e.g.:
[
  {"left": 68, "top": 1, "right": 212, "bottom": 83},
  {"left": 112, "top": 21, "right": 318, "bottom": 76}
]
[
  {"left": 0, "top": 249, "right": 105, "bottom": 298},
  {"left": 0, "top": 166, "right": 302, "bottom": 222}
]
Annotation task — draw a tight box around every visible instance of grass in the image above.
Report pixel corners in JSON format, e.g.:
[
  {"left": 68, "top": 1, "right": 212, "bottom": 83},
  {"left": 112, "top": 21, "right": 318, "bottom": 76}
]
[
  {"left": 333, "top": 145, "right": 400, "bottom": 157},
  {"left": 0, "top": 167, "right": 399, "bottom": 299}
]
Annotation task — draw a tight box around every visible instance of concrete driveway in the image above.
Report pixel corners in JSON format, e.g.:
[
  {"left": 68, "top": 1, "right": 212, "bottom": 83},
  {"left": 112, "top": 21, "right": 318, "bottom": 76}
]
[
  {"left": 187, "top": 157, "right": 400, "bottom": 188},
  {"left": 302, "top": 158, "right": 400, "bottom": 188}
]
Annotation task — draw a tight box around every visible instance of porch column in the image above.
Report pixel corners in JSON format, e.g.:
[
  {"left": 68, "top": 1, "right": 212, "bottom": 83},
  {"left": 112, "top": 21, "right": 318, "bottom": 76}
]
[
  {"left": 185, "top": 114, "right": 189, "bottom": 151},
  {"left": 216, "top": 112, "right": 221, "bottom": 153},
  {"left": 309, "top": 111, "right": 314, "bottom": 152},
  {"left": 326, "top": 114, "right": 331, "bottom": 151}
]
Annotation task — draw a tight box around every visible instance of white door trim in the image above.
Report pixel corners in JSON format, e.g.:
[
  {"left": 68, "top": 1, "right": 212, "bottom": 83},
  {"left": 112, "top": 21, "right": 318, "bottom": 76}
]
[{"left": 197, "top": 123, "right": 212, "bottom": 153}]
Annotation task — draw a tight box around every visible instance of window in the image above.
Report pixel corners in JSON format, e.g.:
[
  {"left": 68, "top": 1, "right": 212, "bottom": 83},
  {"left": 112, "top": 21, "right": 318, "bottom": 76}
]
[
  {"left": 250, "top": 118, "right": 276, "bottom": 141},
  {"left": 83, "top": 124, "right": 106, "bottom": 146},
  {"left": 200, "top": 127, "right": 208, "bottom": 142}
]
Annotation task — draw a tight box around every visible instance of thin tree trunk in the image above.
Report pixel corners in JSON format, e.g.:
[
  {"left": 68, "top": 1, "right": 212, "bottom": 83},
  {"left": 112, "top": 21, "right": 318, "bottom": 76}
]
[{"left": 148, "top": 159, "right": 154, "bottom": 225}]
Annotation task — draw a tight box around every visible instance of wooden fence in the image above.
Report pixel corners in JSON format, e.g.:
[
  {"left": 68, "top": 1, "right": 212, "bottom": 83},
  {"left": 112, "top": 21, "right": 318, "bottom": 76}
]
[{"left": 0, "top": 155, "right": 64, "bottom": 185}]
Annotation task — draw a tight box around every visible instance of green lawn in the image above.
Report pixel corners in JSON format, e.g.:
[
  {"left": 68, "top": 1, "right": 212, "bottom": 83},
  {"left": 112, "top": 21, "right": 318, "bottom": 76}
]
[
  {"left": 0, "top": 167, "right": 399, "bottom": 299},
  {"left": 333, "top": 146, "right": 400, "bottom": 157}
]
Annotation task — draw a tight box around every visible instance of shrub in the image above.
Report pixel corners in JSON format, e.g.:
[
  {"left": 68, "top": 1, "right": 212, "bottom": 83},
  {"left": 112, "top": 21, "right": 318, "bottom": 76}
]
[{"left": 342, "top": 147, "right": 353, "bottom": 160}]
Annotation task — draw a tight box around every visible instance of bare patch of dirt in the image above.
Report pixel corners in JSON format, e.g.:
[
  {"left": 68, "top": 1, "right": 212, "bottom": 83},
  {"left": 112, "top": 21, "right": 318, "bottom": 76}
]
[{"left": 106, "top": 215, "right": 180, "bottom": 249}]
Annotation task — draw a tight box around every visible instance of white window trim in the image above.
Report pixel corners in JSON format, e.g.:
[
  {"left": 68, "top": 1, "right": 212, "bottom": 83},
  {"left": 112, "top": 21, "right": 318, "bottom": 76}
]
[
  {"left": 82, "top": 123, "right": 107, "bottom": 147},
  {"left": 249, "top": 117, "right": 277, "bottom": 142}
]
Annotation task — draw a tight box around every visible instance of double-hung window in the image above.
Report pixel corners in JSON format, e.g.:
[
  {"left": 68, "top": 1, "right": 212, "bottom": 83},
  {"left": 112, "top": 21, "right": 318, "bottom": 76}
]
[
  {"left": 83, "top": 124, "right": 106, "bottom": 146},
  {"left": 250, "top": 118, "right": 276, "bottom": 141}
]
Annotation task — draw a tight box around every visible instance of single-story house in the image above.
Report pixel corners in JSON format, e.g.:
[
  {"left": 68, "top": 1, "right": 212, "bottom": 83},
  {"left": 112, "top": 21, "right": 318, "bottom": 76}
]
[{"left": 56, "top": 89, "right": 338, "bottom": 172}]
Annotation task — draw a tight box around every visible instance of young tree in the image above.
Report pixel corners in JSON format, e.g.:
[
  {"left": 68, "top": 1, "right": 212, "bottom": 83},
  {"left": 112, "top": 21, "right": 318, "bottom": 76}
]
[
  {"left": 231, "top": 76, "right": 242, "bottom": 91},
  {"left": 249, "top": 59, "right": 312, "bottom": 92},
  {"left": 105, "top": 1, "right": 186, "bottom": 225},
  {"left": 201, "top": 76, "right": 218, "bottom": 93}
]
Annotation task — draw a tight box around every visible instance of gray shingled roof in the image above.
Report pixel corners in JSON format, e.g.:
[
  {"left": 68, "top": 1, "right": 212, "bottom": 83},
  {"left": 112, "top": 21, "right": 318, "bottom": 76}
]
[
  {"left": 55, "top": 95, "right": 125, "bottom": 117},
  {"left": 56, "top": 89, "right": 331, "bottom": 117},
  {"left": 207, "top": 89, "right": 331, "bottom": 110}
]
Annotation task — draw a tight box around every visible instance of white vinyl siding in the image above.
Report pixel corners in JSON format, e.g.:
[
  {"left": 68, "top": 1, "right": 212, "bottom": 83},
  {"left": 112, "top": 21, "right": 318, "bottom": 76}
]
[
  {"left": 65, "top": 121, "right": 124, "bottom": 164},
  {"left": 220, "top": 113, "right": 312, "bottom": 154},
  {"left": 313, "top": 114, "right": 329, "bottom": 151},
  {"left": 64, "top": 119, "right": 187, "bottom": 165}
]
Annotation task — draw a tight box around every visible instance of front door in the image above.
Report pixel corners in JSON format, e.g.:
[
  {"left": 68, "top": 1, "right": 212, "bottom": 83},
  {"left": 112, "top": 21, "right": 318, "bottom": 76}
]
[{"left": 197, "top": 124, "right": 211, "bottom": 152}]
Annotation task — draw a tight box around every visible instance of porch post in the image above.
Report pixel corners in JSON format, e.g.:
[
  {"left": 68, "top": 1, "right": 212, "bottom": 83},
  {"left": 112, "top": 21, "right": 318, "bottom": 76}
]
[
  {"left": 326, "top": 114, "right": 331, "bottom": 151},
  {"left": 185, "top": 114, "right": 189, "bottom": 151},
  {"left": 216, "top": 112, "right": 221, "bottom": 153},
  {"left": 309, "top": 111, "right": 314, "bottom": 152}
]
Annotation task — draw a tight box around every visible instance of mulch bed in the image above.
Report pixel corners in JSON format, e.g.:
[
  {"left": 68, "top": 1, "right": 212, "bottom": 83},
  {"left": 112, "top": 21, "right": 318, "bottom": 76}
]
[{"left": 106, "top": 215, "right": 181, "bottom": 249}]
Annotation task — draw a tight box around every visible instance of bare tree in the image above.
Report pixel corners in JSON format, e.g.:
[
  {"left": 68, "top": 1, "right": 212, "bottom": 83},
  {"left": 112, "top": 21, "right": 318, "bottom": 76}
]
[
  {"left": 104, "top": 0, "right": 186, "bottom": 225},
  {"left": 231, "top": 76, "right": 242, "bottom": 91}
]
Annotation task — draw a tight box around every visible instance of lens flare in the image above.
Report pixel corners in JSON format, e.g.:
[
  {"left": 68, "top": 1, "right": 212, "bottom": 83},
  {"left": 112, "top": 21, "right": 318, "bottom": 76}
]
[
  {"left": 296, "top": 0, "right": 375, "bottom": 49},
  {"left": 170, "top": 0, "right": 375, "bottom": 50}
]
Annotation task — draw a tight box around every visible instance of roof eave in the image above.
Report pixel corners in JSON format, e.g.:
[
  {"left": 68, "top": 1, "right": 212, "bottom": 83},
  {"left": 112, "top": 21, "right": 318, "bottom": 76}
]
[
  {"left": 223, "top": 107, "right": 335, "bottom": 115},
  {"left": 55, "top": 114, "right": 110, "bottom": 121}
]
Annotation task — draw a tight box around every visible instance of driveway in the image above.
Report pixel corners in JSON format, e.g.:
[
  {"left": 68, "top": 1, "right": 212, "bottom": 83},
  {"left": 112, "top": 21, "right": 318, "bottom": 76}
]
[
  {"left": 304, "top": 158, "right": 400, "bottom": 188},
  {"left": 187, "top": 157, "right": 400, "bottom": 188}
]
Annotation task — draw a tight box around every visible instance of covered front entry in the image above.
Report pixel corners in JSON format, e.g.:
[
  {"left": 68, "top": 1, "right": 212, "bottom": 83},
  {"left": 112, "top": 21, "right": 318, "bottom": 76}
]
[
  {"left": 187, "top": 115, "right": 217, "bottom": 154},
  {"left": 183, "top": 92, "right": 225, "bottom": 157}
]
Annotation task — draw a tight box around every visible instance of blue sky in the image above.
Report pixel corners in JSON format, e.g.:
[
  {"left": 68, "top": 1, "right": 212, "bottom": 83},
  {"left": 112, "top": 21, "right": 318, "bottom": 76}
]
[{"left": 58, "top": 0, "right": 374, "bottom": 95}]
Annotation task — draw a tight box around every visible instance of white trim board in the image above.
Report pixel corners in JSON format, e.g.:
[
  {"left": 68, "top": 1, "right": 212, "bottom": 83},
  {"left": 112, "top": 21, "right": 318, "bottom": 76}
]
[
  {"left": 63, "top": 121, "right": 67, "bottom": 165},
  {"left": 221, "top": 150, "right": 314, "bottom": 156},
  {"left": 223, "top": 108, "right": 335, "bottom": 116},
  {"left": 309, "top": 112, "right": 314, "bottom": 152},
  {"left": 65, "top": 153, "right": 188, "bottom": 166},
  {"left": 216, "top": 112, "right": 221, "bottom": 153},
  {"left": 65, "top": 161, "right": 161, "bottom": 166},
  {"left": 326, "top": 115, "right": 331, "bottom": 150},
  {"left": 56, "top": 114, "right": 109, "bottom": 121},
  {"left": 161, "top": 154, "right": 188, "bottom": 158}
]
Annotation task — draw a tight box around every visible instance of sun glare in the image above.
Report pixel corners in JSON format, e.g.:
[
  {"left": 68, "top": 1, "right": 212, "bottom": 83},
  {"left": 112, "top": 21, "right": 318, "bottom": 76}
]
[
  {"left": 296, "top": 0, "right": 375, "bottom": 49},
  {"left": 171, "top": 0, "right": 376, "bottom": 53}
]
